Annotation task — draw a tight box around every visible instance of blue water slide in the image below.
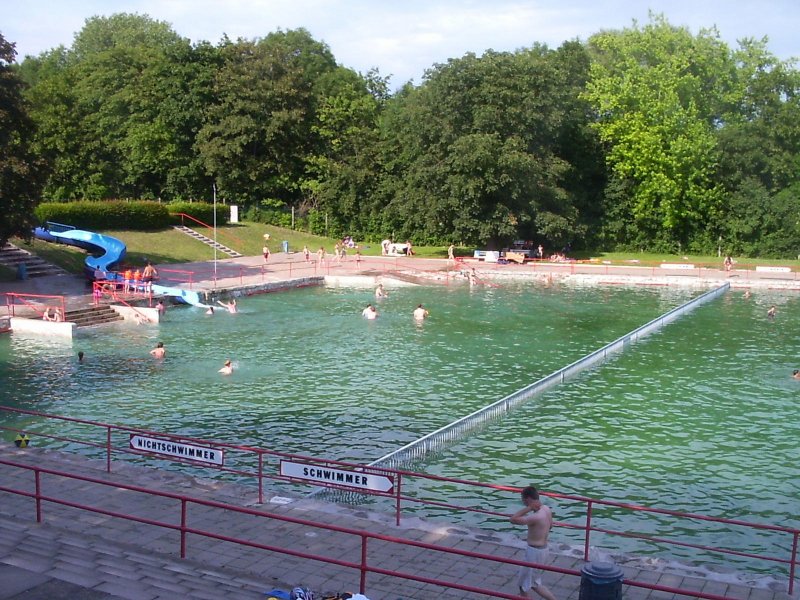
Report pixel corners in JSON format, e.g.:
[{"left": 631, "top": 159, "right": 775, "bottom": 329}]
[{"left": 33, "top": 223, "right": 209, "bottom": 307}]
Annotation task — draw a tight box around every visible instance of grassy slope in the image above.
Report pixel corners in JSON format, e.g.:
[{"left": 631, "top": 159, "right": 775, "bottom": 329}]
[{"left": 14, "top": 225, "right": 799, "bottom": 274}]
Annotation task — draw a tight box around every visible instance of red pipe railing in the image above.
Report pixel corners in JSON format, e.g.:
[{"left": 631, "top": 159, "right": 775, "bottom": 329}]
[
  {"left": 0, "top": 456, "right": 748, "bottom": 600},
  {"left": 5, "top": 292, "right": 66, "bottom": 319},
  {"left": 173, "top": 212, "right": 246, "bottom": 250},
  {"left": 0, "top": 404, "right": 796, "bottom": 593}
]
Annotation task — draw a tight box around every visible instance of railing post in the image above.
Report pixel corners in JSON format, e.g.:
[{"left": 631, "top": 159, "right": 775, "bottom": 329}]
[
  {"left": 106, "top": 426, "right": 112, "bottom": 473},
  {"left": 583, "top": 500, "right": 593, "bottom": 561},
  {"left": 359, "top": 534, "right": 368, "bottom": 594},
  {"left": 789, "top": 531, "right": 798, "bottom": 595},
  {"left": 34, "top": 469, "right": 42, "bottom": 523},
  {"left": 258, "top": 453, "right": 264, "bottom": 505},
  {"left": 180, "top": 498, "right": 187, "bottom": 559},
  {"left": 395, "top": 473, "right": 402, "bottom": 526}
]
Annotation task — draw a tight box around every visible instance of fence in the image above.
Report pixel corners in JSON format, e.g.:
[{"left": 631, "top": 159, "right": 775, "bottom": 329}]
[
  {"left": 0, "top": 456, "right": 773, "bottom": 600},
  {"left": 4, "top": 292, "right": 66, "bottom": 319},
  {"left": 368, "top": 283, "right": 730, "bottom": 471},
  {"left": 0, "top": 401, "right": 796, "bottom": 593}
]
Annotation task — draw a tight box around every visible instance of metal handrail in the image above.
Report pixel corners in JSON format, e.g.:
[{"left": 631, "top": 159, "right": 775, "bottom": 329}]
[
  {"left": 5, "top": 292, "right": 66, "bottom": 319},
  {"left": 0, "top": 456, "right": 748, "bottom": 600},
  {"left": 0, "top": 403, "right": 796, "bottom": 593},
  {"left": 173, "top": 212, "right": 246, "bottom": 249}
]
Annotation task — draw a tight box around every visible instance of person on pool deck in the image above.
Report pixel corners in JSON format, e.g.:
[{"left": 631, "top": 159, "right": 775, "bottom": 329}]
[
  {"left": 142, "top": 262, "right": 158, "bottom": 284},
  {"left": 219, "top": 359, "right": 233, "bottom": 375},
  {"left": 375, "top": 284, "right": 388, "bottom": 299},
  {"left": 448, "top": 243, "right": 455, "bottom": 262},
  {"left": 361, "top": 304, "right": 378, "bottom": 320},
  {"left": 262, "top": 244, "right": 270, "bottom": 263},
  {"left": 793, "top": 370, "right": 800, "bottom": 380},
  {"left": 217, "top": 298, "right": 237, "bottom": 314},
  {"left": 150, "top": 342, "right": 166, "bottom": 359},
  {"left": 767, "top": 305, "right": 776, "bottom": 319},
  {"left": 317, "top": 246, "right": 326, "bottom": 266},
  {"left": 303, "top": 245, "right": 311, "bottom": 263},
  {"left": 413, "top": 304, "right": 429, "bottom": 320},
  {"left": 510, "top": 485, "right": 557, "bottom": 600}
]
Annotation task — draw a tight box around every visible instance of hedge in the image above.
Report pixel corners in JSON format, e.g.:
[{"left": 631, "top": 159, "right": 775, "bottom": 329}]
[
  {"left": 168, "top": 201, "right": 229, "bottom": 226},
  {"left": 35, "top": 201, "right": 171, "bottom": 230}
]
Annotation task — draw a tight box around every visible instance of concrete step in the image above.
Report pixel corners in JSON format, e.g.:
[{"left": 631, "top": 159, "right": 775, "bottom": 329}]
[
  {"left": 172, "top": 226, "right": 243, "bottom": 258},
  {"left": 65, "top": 305, "right": 124, "bottom": 328},
  {"left": 0, "top": 243, "right": 69, "bottom": 277}
]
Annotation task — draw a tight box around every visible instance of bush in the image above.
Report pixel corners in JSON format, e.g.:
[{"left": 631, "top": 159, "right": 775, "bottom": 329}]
[
  {"left": 245, "top": 207, "right": 297, "bottom": 229},
  {"left": 168, "top": 201, "right": 229, "bottom": 226},
  {"left": 35, "top": 201, "right": 171, "bottom": 230}
]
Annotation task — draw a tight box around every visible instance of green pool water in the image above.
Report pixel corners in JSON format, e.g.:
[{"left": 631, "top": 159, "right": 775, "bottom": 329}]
[{"left": 0, "top": 282, "right": 797, "bottom": 576}]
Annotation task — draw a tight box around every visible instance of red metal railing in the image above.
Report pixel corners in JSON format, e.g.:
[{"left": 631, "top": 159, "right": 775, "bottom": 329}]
[
  {"left": 92, "top": 281, "right": 155, "bottom": 320},
  {"left": 173, "top": 212, "right": 246, "bottom": 250},
  {"left": 0, "top": 404, "right": 796, "bottom": 593},
  {"left": 0, "top": 456, "right": 748, "bottom": 600},
  {"left": 4, "top": 292, "right": 66, "bottom": 319}
]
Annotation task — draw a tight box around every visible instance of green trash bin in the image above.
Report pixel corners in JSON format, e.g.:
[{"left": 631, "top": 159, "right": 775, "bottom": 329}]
[{"left": 16, "top": 262, "right": 27, "bottom": 280}]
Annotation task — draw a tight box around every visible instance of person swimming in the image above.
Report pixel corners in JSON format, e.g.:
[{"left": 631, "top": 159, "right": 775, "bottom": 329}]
[
  {"left": 767, "top": 305, "right": 776, "bottom": 319},
  {"left": 150, "top": 342, "right": 166, "bottom": 359},
  {"left": 375, "top": 284, "right": 388, "bottom": 299},
  {"left": 362, "top": 304, "right": 378, "bottom": 320},
  {"left": 793, "top": 370, "right": 800, "bottom": 380},
  {"left": 413, "top": 304, "right": 429, "bottom": 320},
  {"left": 219, "top": 359, "right": 233, "bottom": 375},
  {"left": 217, "top": 298, "right": 237, "bottom": 314},
  {"left": 206, "top": 306, "right": 215, "bottom": 315}
]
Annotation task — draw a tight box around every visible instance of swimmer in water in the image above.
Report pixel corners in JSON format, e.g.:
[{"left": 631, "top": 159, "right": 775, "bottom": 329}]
[
  {"left": 150, "top": 341, "right": 166, "bottom": 359},
  {"left": 217, "top": 298, "right": 237, "bottom": 314},
  {"left": 375, "top": 284, "right": 388, "bottom": 299},
  {"left": 793, "top": 370, "right": 800, "bottom": 380},
  {"left": 743, "top": 290, "right": 751, "bottom": 299},
  {"left": 767, "top": 305, "right": 776, "bottom": 319},
  {"left": 361, "top": 304, "right": 378, "bottom": 320},
  {"left": 219, "top": 359, "right": 233, "bottom": 375},
  {"left": 413, "top": 304, "right": 429, "bottom": 320},
  {"left": 78, "top": 351, "right": 85, "bottom": 363},
  {"left": 206, "top": 306, "right": 215, "bottom": 315}
]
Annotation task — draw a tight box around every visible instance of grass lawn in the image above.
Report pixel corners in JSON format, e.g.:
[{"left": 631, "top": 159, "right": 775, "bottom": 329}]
[
  {"left": 581, "top": 251, "right": 800, "bottom": 269},
  {"left": 0, "top": 264, "right": 16, "bottom": 282},
  {"left": 14, "top": 224, "right": 799, "bottom": 274}
]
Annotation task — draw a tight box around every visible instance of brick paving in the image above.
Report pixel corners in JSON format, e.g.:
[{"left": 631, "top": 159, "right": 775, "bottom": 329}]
[{"left": 0, "top": 444, "right": 794, "bottom": 600}]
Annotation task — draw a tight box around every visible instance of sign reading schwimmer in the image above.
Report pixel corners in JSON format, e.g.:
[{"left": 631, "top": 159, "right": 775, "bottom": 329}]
[
  {"left": 280, "top": 460, "right": 394, "bottom": 493},
  {"left": 129, "top": 434, "right": 224, "bottom": 466}
]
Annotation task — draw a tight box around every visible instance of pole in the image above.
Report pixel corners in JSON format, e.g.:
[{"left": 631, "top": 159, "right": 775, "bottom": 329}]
[{"left": 213, "top": 184, "right": 218, "bottom": 287}]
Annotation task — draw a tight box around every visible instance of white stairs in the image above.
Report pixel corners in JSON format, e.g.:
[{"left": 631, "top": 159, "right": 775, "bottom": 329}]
[
  {"left": 0, "top": 242, "right": 69, "bottom": 277},
  {"left": 172, "top": 225, "right": 242, "bottom": 258}
]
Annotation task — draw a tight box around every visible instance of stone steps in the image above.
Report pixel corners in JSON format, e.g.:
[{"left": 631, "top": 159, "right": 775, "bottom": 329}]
[
  {"left": 172, "top": 226, "right": 242, "bottom": 258},
  {"left": 65, "top": 305, "right": 124, "bottom": 328},
  {"left": 0, "top": 242, "right": 69, "bottom": 278}
]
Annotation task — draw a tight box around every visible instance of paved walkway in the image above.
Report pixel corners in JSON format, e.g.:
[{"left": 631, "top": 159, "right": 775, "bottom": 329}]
[{"left": 0, "top": 444, "right": 793, "bottom": 600}]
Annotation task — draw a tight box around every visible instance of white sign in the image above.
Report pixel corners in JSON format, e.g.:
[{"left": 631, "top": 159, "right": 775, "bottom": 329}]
[
  {"left": 280, "top": 460, "right": 394, "bottom": 493},
  {"left": 755, "top": 266, "right": 791, "bottom": 273},
  {"left": 660, "top": 263, "right": 695, "bottom": 270},
  {"left": 230, "top": 205, "right": 239, "bottom": 223},
  {"left": 130, "top": 435, "right": 224, "bottom": 466}
]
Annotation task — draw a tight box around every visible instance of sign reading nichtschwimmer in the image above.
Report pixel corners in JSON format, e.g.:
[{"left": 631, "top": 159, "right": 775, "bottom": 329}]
[
  {"left": 129, "top": 434, "right": 224, "bottom": 466},
  {"left": 280, "top": 460, "right": 394, "bottom": 493}
]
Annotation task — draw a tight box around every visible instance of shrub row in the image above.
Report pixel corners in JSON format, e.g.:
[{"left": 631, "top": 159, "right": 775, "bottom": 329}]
[
  {"left": 35, "top": 201, "right": 171, "bottom": 230},
  {"left": 34, "top": 201, "right": 229, "bottom": 230}
]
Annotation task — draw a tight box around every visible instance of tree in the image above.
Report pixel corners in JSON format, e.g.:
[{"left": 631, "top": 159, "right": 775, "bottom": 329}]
[
  {"left": 584, "top": 15, "right": 733, "bottom": 251},
  {"left": 196, "top": 29, "right": 338, "bottom": 206},
  {"left": 0, "top": 33, "right": 44, "bottom": 245}
]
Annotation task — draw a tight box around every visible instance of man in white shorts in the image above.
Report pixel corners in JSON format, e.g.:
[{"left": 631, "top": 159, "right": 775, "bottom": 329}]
[{"left": 510, "top": 485, "right": 557, "bottom": 600}]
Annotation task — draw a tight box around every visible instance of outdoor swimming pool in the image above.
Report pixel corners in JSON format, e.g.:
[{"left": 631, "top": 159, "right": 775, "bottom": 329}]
[{"left": 0, "top": 282, "right": 797, "bottom": 577}]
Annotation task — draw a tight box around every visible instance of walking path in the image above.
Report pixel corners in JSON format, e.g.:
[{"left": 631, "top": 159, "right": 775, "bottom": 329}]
[{"left": 0, "top": 444, "right": 793, "bottom": 600}]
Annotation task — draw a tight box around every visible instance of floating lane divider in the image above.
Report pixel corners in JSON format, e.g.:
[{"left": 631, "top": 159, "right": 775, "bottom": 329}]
[{"left": 369, "top": 282, "right": 730, "bottom": 470}]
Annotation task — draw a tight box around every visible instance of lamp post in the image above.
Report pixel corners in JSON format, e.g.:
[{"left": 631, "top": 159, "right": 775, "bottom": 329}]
[{"left": 213, "top": 184, "right": 218, "bottom": 287}]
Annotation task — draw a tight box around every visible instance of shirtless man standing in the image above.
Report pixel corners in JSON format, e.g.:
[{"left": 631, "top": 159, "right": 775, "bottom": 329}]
[{"left": 510, "top": 485, "right": 557, "bottom": 600}]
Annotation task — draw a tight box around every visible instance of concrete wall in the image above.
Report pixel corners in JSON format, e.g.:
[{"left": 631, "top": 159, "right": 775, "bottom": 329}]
[
  {"left": 9, "top": 317, "right": 75, "bottom": 339},
  {"left": 202, "top": 276, "right": 324, "bottom": 302},
  {"left": 110, "top": 305, "right": 160, "bottom": 324}
]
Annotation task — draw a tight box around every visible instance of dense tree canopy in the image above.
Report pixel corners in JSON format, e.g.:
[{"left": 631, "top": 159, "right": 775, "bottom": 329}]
[
  {"left": 0, "top": 33, "right": 44, "bottom": 246},
  {"left": 9, "top": 13, "right": 800, "bottom": 256}
]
